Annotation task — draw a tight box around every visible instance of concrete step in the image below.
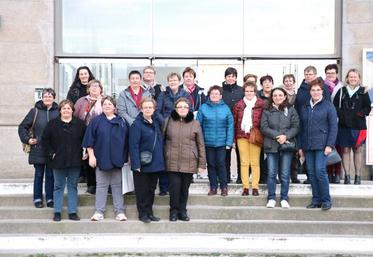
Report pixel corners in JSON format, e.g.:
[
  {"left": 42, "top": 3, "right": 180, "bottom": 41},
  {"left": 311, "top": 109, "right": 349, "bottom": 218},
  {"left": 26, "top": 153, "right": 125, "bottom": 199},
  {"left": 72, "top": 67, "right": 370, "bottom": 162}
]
[
  {"left": 1, "top": 205, "right": 373, "bottom": 221},
  {"left": 1, "top": 234, "right": 373, "bottom": 256},
  {"left": 2, "top": 194, "right": 373, "bottom": 208},
  {"left": 1, "top": 219, "right": 373, "bottom": 235},
  {"left": 1, "top": 180, "right": 373, "bottom": 196}
]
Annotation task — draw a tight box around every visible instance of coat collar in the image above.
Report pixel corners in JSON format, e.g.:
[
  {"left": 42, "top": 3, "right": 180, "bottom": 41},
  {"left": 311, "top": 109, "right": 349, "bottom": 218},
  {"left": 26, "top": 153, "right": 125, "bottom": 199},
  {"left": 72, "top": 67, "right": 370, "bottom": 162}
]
[{"left": 170, "top": 110, "right": 194, "bottom": 123}]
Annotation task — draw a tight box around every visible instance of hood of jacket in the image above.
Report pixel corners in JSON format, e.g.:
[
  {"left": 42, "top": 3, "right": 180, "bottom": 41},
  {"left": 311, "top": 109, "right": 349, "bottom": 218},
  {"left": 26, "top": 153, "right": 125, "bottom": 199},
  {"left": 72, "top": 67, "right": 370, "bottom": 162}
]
[{"left": 34, "top": 100, "right": 59, "bottom": 111}]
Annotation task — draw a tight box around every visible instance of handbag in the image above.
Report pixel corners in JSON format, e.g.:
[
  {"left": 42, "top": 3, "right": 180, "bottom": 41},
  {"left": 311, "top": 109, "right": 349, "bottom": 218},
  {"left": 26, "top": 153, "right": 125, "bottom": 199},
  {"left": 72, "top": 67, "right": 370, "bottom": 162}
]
[
  {"left": 249, "top": 127, "right": 263, "bottom": 146},
  {"left": 22, "top": 108, "right": 38, "bottom": 154},
  {"left": 140, "top": 129, "right": 157, "bottom": 165},
  {"left": 121, "top": 162, "right": 134, "bottom": 194},
  {"left": 326, "top": 147, "right": 342, "bottom": 166},
  {"left": 278, "top": 140, "right": 296, "bottom": 152}
]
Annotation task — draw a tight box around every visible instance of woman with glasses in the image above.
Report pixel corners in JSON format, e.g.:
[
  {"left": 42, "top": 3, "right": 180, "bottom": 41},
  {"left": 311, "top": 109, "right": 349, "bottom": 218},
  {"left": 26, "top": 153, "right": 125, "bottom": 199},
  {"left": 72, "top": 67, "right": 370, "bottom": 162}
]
[{"left": 164, "top": 97, "right": 206, "bottom": 221}]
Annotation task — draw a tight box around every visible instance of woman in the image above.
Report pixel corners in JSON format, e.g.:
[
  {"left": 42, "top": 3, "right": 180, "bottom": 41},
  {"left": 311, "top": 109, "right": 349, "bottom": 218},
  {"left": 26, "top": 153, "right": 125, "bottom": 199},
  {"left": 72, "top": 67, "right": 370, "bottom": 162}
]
[
  {"left": 117, "top": 70, "right": 152, "bottom": 126},
  {"left": 18, "top": 88, "right": 59, "bottom": 208},
  {"left": 82, "top": 96, "right": 129, "bottom": 221},
  {"left": 261, "top": 88, "right": 299, "bottom": 208},
  {"left": 324, "top": 64, "right": 343, "bottom": 184},
  {"left": 156, "top": 72, "right": 191, "bottom": 196},
  {"left": 333, "top": 69, "right": 371, "bottom": 185},
  {"left": 197, "top": 85, "right": 234, "bottom": 196},
  {"left": 299, "top": 78, "right": 338, "bottom": 211},
  {"left": 282, "top": 74, "right": 301, "bottom": 184},
  {"left": 67, "top": 66, "right": 96, "bottom": 104},
  {"left": 233, "top": 82, "right": 265, "bottom": 196},
  {"left": 180, "top": 67, "right": 206, "bottom": 113},
  {"left": 164, "top": 98, "right": 206, "bottom": 221},
  {"left": 42, "top": 100, "right": 86, "bottom": 221},
  {"left": 74, "top": 79, "right": 104, "bottom": 194},
  {"left": 129, "top": 97, "right": 165, "bottom": 223}
]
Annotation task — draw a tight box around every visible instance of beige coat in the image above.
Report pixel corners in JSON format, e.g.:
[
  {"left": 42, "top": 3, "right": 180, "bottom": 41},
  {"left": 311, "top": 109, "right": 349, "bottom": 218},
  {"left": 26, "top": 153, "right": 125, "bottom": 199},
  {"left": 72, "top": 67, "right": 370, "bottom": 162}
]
[{"left": 164, "top": 111, "right": 206, "bottom": 173}]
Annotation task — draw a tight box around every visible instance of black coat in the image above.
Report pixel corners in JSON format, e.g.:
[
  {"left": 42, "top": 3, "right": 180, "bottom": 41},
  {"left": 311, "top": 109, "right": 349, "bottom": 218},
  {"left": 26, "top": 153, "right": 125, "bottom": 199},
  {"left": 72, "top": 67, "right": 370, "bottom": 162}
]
[
  {"left": 42, "top": 117, "right": 86, "bottom": 169},
  {"left": 222, "top": 82, "right": 244, "bottom": 112},
  {"left": 18, "top": 101, "right": 59, "bottom": 164},
  {"left": 67, "top": 81, "right": 88, "bottom": 104},
  {"left": 333, "top": 86, "right": 371, "bottom": 130}
]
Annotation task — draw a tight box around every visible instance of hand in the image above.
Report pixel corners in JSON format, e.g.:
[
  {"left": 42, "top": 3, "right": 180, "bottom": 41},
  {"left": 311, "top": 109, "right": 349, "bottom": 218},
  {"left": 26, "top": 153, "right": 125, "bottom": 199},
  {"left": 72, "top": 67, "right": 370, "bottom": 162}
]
[
  {"left": 226, "top": 146, "right": 231, "bottom": 150},
  {"left": 135, "top": 169, "right": 140, "bottom": 172},
  {"left": 198, "top": 167, "right": 206, "bottom": 173},
  {"left": 82, "top": 153, "right": 88, "bottom": 160},
  {"left": 88, "top": 156, "right": 97, "bottom": 168},
  {"left": 232, "top": 143, "right": 236, "bottom": 149},
  {"left": 298, "top": 149, "right": 304, "bottom": 157},
  {"left": 28, "top": 138, "right": 37, "bottom": 145},
  {"left": 276, "top": 135, "right": 287, "bottom": 144},
  {"left": 324, "top": 146, "right": 332, "bottom": 155}
]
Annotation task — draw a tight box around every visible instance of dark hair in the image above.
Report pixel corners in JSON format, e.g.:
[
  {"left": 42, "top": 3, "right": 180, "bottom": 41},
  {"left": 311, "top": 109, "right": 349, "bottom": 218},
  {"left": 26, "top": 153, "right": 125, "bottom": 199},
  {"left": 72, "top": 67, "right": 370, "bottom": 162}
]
[
  {"left": 174, "top": 97, "right": 191, "bottom": 108},
  {"left": 282, "top": 74, "right": 296, "bottom": 84},
  {"left": 128, "top": 70, "right": 142, "bottom": 79},
  {"left": 101, "top": 96, "right": 116, "bottom": 107},
  {"left": 243, "top": 73, "right": 258, "bottom": 83},
  {"left": 224, "top": 67, "right": 237, "bottom": 78},
  {"left": 260, "top": 75, "right": 274, "bottom": 85},
  {"left": 182, "top": 67, "right": 196, "bottom": 78},
  {"left": 42, "top": 88, "right": 56, "bottom": 98},
  {"left": 308, "top": 78, "right": 324, "bottom": 91},
  {"left": 242, "top": 81, "right": 257, "bottom": 93},
  {"left": 58, "top": 99, "right": 75, "bottom": 112},
  {"left": 70, "top": 66, "right": 95, "bottom": 88},
  {"left": 207, "top": 85, "right": 223, "bottom": 96},
  {"left": 325, "top": 64, "right": 339, "bottom": 74},
  {"left": 267, "top": 87, "right": 289, "bottom": 111}
]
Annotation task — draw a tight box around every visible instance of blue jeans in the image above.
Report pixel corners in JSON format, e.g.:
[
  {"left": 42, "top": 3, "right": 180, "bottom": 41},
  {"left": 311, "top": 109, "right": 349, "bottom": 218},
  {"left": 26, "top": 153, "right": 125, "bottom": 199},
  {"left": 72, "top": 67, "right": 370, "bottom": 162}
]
[
  {"left": 267, "top": 152, "right": 293, "bottom": 201},
  {"left": 206, "top": 146, "right": 227, "bottom": 189},
  {"left": 33, "top": 164, "right": 54, "bottom": 203},
  {"left": 305, "top": 150, "right": 331, "bottom": 206},
  {"left": 53, "top": 168, "right": 80, "bottom": 214}
]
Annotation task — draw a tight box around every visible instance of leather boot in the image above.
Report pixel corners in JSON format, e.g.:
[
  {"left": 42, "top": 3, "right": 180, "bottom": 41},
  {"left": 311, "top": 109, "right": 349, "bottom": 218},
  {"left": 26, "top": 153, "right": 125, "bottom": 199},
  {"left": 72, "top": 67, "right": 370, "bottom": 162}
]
[
  {"left": 344, "top": 175, "right": 351, "bottom": 184},
  {"left": 328, "top": 174, "right": 333, "bottom": 183},
  {"left": 354, "top": 175, "right": 361, "bottom": 185},
  {"left": 334, "top": 175, "right": 340, "bottom": 184}
]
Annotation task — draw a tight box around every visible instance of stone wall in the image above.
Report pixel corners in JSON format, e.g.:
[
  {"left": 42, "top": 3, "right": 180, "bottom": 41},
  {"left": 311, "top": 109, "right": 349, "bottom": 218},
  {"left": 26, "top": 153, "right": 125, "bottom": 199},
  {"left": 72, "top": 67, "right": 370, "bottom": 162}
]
[{"left": 0, "top": 0, "right": 54, "bottom": 178}]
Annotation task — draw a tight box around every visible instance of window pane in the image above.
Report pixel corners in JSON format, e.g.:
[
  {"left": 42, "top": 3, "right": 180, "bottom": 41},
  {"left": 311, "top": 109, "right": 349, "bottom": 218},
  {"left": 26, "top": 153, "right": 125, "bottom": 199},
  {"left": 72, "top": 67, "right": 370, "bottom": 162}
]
[
  {"left": 244, "top": 0, "right": 336, "bottom": 55},
  {"left": 62, "top": 0, "right": 152, "bottom": 55},
  {"left": 153, "top": 0, "right": 243, "bottom": 56}
]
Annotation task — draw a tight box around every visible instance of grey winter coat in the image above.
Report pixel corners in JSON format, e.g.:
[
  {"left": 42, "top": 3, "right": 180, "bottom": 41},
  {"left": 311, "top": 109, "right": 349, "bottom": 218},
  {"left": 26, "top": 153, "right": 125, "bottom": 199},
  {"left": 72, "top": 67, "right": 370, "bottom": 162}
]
[
  {"left": 260, "top": 106, "right": 299, "bottom": 153},
  {"left": 117, "top": 87, "right": 152, "bottom": 126},
  {"left": 18, "top": 100, "right": 59, "bottom": 164}
]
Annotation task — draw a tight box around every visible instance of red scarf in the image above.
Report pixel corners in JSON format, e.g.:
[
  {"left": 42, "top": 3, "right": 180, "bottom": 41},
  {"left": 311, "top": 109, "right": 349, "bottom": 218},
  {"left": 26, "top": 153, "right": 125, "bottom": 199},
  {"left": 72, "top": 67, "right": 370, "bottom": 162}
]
[
  {"left": 129, "top": 86, "right": 143, "bottom": 109},
  {"left": 186, "top": 84, "right": 196, "bottom": 107}
]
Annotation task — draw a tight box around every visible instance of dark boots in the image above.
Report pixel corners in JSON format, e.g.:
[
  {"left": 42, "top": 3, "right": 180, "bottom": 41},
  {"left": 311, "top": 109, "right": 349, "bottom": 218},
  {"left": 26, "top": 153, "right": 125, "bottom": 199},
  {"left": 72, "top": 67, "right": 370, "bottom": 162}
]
[
  {"left": 344, "top": 175, "right": 351, "bottom": 184},
  {"left": 354, "top": 175, "right": 361, "bottom": 185}
]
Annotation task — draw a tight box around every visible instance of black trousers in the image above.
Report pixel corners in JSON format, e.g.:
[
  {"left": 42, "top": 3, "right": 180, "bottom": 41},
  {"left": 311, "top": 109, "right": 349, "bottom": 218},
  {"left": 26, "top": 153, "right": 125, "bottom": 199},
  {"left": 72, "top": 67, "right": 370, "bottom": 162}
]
[
  {"left": 168, "top": 172, "right": 193, "bottom": 215},
  {"left": 82, "top": 160, "right": 96, "bottom": 187},
  {"left": 133, "top": 171, "right": 159, "bottom": 219},
  {"left": 225, "top": 148, "right": 241, "bottom": 182}
]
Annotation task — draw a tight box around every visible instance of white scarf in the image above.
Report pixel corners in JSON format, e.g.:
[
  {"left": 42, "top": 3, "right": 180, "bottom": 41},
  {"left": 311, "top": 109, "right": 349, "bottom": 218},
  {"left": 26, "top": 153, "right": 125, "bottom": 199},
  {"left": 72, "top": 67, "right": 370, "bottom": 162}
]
[{"left": 241, "top": 96, "right": 257, "bottom": 133}]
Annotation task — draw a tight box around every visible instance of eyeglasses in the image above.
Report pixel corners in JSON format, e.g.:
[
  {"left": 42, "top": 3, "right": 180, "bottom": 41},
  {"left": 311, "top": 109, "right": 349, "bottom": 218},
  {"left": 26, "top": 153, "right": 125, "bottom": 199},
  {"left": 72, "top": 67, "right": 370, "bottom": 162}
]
[
  {"left": 144, "top": 71, "right": 154, "bottom": 74},
  {"left": 176, "top": 106, "right": 189, "bottom": 109}
]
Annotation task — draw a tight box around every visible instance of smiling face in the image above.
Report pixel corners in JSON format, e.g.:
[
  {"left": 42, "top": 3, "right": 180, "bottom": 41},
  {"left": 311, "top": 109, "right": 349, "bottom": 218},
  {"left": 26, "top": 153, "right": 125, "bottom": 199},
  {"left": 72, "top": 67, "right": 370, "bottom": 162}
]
[
  {"left": 347, "top": 71, "right": 360, "bottom": 88},
  {"left": 60, "top": 103, "right": 73, "bottom": 120},
  {"left": 79, "top": 69, "right": 90, "bottom": 85},
  {"left": 141, "top": 101, "right": 155, "bottom": 119},
  {"left": 42, "top": 92, "right": 55, "bottom": 107},
  {"left": 272, "top": 89, "right": 286, "bottom": 106},
  {"left": 325, "top": 68, "right": 337, "bottom": 82},
  {"left": 304, "top": 70, "right": 317, "bottom": 84},
  {"left": 183, "top": 72, "right": 195, "bottom": 88},
  {"left": 244, "top": 85, "right": 256, "bottom": 101},
  {"left": 102, "top": 99, "right": 115, "bottom": 116},
  {"left": 225, "top": 74, "right": 237, "bottom": 85},
  {"left": 283, "top": 77, "right": 295, "bottom": 91},
  {"left": 209, "top": 89, "right": 222, "bottom": 103},
  {"left": 88, "top": 82, "right": 102, "bottom": 97},
  {"left": 175, "top": 100, "right": 189, "bottom": 118},
  {"left": 310, "top": 84, "right": 323, "bottom": 102},
  {"left": 143, "top": 68, "right": 155, "bottom": 84},
  {"left": 129, "top": 74, "right": 142, "bottom": 89},
  {"left": 168, "top": 75, "right": 180, "bottom": 92}
]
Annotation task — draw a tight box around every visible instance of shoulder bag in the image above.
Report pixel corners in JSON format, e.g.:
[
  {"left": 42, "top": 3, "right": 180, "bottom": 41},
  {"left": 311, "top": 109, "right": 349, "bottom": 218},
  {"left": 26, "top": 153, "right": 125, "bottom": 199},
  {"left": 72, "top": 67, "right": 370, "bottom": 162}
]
[
  {"left": 23, "top": 108, "right": 38, "bottom": 153},
  {"left": 140, "top": 129, "right": 157, "bottom": 165}
]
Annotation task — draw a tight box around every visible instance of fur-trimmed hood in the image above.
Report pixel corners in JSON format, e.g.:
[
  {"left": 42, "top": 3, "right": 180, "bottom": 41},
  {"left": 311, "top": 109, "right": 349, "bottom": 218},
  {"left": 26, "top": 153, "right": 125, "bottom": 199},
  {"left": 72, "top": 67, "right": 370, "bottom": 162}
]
[{"left": 170, "top": 109, "right": 194, "bottom": 123}]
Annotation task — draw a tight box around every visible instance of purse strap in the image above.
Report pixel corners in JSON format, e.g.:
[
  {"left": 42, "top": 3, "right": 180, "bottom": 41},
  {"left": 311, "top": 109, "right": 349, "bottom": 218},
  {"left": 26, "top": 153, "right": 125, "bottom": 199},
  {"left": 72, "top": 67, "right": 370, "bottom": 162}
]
[
  {"left": 29, "top": 108, "right": 38, "bottom": 135},
  {"left": 151, "top": 126, "right": 157, "bottom": 152}
]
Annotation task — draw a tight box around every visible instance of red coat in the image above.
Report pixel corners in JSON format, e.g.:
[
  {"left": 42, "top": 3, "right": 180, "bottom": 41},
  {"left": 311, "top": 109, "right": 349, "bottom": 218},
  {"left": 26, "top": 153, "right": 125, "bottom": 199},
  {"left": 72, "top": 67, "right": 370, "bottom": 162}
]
[{"left": 233, "top": 98, "right": 265, "bottom": 141}]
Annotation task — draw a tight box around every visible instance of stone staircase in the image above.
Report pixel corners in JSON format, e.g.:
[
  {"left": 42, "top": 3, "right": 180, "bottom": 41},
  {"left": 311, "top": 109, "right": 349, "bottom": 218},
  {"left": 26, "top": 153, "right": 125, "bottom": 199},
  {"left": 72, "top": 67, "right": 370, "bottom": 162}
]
[{"left": 0, "top": 179, "right": 373, "bottom": 256}]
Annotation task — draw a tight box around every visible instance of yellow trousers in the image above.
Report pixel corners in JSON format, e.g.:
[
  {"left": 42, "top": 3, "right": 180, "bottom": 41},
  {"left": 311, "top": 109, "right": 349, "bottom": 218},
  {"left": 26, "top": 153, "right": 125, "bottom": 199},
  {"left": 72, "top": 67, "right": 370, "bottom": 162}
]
[{"left": 237, "top": 138, "right": 261, "bottom": 190}]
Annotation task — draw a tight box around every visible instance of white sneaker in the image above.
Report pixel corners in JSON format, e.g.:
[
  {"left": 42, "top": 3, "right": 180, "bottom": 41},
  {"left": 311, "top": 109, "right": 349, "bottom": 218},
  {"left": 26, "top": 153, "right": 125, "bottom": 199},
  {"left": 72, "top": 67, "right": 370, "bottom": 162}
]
[
  {"left": 115, "top": 213, "right": 128, "bottom": 221},
  {"left": 281, "top": 200, "right": 290, "bottom": 209},
  {"left": 91, "top": 212, "right": 104, "bottom": 221},
  {"left": 266, "top": 199, "right": 276, "bottom": 208}
]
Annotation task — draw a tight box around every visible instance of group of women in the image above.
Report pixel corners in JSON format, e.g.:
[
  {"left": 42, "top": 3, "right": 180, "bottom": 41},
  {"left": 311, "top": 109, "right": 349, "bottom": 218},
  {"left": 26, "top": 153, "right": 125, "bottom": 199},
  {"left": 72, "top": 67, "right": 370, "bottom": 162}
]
[{"left": 18, "top": 65, "right": 371, "bottom": 223}]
